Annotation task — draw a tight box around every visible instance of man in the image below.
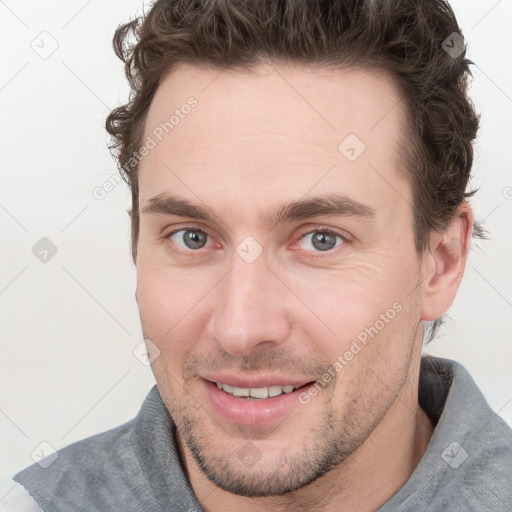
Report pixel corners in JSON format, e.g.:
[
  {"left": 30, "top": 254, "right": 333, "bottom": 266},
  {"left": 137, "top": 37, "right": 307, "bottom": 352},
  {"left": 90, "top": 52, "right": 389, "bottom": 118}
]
[{"left": 4, "top": 0, "right": 512, "bottom": 510}]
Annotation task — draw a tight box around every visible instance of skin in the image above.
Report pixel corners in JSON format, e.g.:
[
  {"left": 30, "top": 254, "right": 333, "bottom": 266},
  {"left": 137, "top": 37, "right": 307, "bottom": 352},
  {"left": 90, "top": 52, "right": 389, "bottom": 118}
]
[{"left": 134, "top": 61, "right": 473, "bottom": 511}]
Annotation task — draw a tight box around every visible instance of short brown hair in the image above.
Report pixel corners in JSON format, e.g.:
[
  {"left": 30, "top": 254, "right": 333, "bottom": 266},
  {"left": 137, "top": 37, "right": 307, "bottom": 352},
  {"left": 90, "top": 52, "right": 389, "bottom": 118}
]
[{"left": 106, "top": 0, "right": 483, "bottom": 342}]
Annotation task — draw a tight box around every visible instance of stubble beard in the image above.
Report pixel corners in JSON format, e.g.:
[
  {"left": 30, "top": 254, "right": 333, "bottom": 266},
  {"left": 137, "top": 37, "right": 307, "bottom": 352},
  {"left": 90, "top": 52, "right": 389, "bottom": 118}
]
[{"left": 163, "top": 376, "right": 398, "bottom": 498}]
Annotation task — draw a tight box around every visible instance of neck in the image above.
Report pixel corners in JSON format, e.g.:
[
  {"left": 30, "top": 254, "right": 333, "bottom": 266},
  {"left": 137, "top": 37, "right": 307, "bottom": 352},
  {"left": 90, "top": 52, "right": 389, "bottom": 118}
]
[{"left": 177, "top": 355, "right": 435, "bottom": 512}]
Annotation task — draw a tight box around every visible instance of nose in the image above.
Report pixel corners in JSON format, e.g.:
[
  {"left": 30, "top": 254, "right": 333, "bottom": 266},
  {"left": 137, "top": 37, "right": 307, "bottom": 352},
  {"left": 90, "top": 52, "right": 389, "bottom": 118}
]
[{"left": 205, "top": 254, "right": 292, "bottom": 356}]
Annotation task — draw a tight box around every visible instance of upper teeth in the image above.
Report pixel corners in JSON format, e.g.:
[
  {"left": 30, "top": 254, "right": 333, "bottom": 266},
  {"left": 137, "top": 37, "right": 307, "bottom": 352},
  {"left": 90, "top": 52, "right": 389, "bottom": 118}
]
[{"left": 216, "top": 382, "right": 300, "bottom": 398}]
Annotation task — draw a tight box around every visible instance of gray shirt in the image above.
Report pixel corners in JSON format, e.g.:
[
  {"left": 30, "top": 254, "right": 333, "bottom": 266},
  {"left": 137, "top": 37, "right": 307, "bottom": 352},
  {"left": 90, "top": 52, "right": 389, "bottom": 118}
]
[{"left": 3, "top": 354, "right": 512, "bottom": 511}]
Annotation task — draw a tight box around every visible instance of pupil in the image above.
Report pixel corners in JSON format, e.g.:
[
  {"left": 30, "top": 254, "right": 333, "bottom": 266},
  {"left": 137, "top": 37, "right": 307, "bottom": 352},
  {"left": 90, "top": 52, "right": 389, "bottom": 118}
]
[{"left": 313, "top": 232, "right": 336, "bottom": 251}]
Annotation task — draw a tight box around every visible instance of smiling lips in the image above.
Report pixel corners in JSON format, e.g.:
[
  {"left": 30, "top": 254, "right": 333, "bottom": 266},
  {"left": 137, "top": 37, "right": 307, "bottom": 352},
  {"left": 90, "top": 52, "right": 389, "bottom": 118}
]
[{"left": 200, "top": 373, "right": 318, "bottom": 424}]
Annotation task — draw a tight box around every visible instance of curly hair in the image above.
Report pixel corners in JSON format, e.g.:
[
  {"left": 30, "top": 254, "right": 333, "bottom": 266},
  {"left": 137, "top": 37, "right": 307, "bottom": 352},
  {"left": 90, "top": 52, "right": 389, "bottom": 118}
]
[{"left": 106, "top": 0, "right": 483, "bottom": 343}]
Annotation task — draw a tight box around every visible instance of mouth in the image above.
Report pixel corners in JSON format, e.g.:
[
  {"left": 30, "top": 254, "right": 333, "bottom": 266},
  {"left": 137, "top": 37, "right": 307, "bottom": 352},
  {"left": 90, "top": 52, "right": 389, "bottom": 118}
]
[
  {"left": 210, "top": 381, "right": 314, "bottom": 400},
  {"left": 201, "top": 378, "right": 317, "bottom": 425}
]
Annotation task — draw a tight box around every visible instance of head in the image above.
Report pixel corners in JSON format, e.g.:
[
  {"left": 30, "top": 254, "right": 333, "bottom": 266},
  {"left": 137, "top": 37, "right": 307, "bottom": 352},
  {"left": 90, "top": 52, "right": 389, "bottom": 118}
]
[{"left": 106, "top": 0, "right": 481, "bottom": 498}]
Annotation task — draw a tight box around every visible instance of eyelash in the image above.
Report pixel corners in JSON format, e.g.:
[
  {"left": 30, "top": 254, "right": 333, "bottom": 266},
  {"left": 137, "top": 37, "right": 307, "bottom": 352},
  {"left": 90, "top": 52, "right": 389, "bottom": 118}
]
[{"left": 164, "top": 225, "right": 347, "bottom": 259}]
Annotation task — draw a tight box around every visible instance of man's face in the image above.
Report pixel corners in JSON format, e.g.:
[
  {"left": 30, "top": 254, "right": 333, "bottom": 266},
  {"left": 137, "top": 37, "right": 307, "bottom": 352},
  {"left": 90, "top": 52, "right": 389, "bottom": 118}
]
[{"left": 135, "top": 62, "right": 425, "bottom": 496}]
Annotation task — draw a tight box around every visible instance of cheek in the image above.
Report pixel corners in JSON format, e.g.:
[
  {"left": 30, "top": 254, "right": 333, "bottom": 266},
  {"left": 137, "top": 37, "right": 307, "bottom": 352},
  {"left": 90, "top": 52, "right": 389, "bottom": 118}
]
[
  {"left": 319, "top": 296, "right": 419, "bottom": 421},
  {"left": 299, "top": 259, "right": 419, "bottom": 379},
  {"left": 137, "top": 256, "right": 209, "bottom": 311},
  {"left": 302, "top": 261, "right": 411, "bottom": 336},
  {"left": 136, "top": 266, "right": 205, "bottom": 349}
]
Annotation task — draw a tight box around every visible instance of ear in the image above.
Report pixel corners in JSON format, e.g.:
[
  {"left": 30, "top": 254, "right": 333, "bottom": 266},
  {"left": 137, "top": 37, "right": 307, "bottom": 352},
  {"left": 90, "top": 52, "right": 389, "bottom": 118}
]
[{"left": 420, "top": 202, "right": 474, "bottom": 321}]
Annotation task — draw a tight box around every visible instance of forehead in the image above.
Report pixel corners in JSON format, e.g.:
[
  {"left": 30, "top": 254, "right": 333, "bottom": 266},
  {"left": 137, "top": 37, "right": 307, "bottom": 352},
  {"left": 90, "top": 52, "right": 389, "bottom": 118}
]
[
  {"left": 144, "top": 62, "right": 405, "bottom": 146},
  {"left": 138, "top": 62, "right": 410, "bottom": 218}
]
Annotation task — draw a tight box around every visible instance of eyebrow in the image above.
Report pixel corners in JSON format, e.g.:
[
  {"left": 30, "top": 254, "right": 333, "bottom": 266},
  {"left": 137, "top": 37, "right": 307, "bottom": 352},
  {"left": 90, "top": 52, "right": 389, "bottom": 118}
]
[{"left": 140, "top": 192, "right": 376, "bottom": 228}]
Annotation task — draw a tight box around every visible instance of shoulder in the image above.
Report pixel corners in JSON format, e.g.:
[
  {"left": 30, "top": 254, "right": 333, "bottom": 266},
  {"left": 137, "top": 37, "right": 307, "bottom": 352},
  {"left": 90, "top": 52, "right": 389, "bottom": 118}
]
[
  {"left": 424, "top": 356, "right": 512, "bottom": 510},
  {"left": 9, "top": 388, "right": 175, "bottom": 512},
  {"left": 443, "top": 413, "right": 512, "bottom": 509},
  {"left": 14, "top": 416, "right": 137, "bottom": 482},
  {"left": 384, "top": 355, "right": 512, "bottom": 511},
  {"left": 0, "top": 480, "right": 43, "bottom": 512},
  {"left": 11, "top": 417, "right": 140, "bottom": 509}
]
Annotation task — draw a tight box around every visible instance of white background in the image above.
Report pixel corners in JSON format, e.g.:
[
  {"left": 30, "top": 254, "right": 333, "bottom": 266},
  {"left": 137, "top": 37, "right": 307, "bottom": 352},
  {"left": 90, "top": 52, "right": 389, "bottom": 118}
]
[{"left": 1, "top": 0, "right": 511, "bottom": 498}]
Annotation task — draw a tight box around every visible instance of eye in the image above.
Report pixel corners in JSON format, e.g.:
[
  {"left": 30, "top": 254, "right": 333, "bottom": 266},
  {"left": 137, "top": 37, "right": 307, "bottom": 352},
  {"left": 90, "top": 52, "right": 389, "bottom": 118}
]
[
  {"left": 296, "top": 227, "right": 345, "bottom": 254},
  {"left": 166, "top": 228, "right": 212, "bottom": 251},
  {"left": 165, "top": 225, "right": 346, "bottom": 257}
]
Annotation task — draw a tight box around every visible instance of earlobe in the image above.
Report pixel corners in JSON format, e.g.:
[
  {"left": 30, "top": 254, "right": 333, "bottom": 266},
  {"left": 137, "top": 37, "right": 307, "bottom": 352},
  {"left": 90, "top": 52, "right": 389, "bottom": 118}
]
[{"left": 420, "top": 203, "right": 474, "bottom": 321}]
